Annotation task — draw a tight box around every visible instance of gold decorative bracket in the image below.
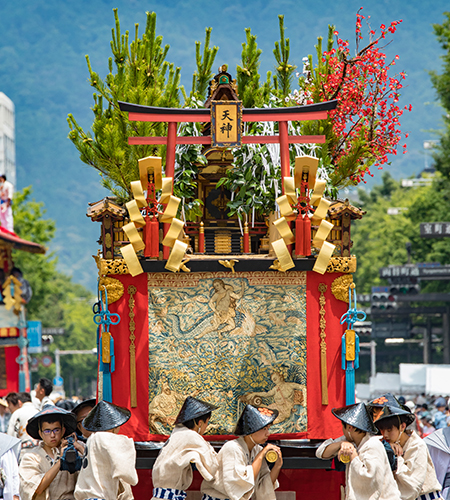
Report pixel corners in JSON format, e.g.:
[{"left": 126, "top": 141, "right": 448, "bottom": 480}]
[
  {"left": 128, "top": 285, "right": 137, "bottom": 407},
  {"left": 318, "top": 283, "right": 328, "bottom": 405}
]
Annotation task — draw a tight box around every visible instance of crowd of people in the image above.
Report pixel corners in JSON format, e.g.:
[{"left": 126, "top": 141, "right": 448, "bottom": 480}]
[{"left": 1, "top": 383, "right": 450, "bottom": 500}]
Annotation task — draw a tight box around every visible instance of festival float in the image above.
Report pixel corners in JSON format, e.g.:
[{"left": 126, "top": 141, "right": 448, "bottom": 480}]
[
  {"left": 77, "top": 11, "right": 408, "bottom": 498},
  {"left": 0, "top": 228, "right": 46, "bottom": 395},
  {"left": 85, "top": 66, "right": 373, "bottom": 498}
]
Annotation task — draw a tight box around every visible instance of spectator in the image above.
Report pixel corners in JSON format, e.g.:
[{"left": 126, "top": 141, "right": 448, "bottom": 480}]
[
  {"left": 72, "top": 399, "right": 96, "bottom": 442},
  {"left": 6, "top": 392, "right": 38, "bottom": 451},
  {"left": 0, "top": 174, "right": 13, "bottom": 232},
  {"left": 434, "top": 398, "right": 448, "bottom": 430},
  {"left": 422, "top": 415, "right": 436, "bottom": 438},
  {"left": 19, "top": 406, "right": 78, "bottom": 500},
  {"left": 34, "top": 378, "right": 54, "bottom": 411},
  {"left": 416, "top": 393, "right": 427, "bottom": 406},
  {"left": 0, "top": 398, "right": 11, "bottom": 433},
  {"left": 0, "top": 433, "right": 21, "bottom": 500}
]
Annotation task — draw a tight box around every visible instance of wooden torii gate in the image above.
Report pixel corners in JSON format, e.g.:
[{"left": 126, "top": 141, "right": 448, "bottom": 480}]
[{"left": 118, "top": 99, "right": 338, "bottom": 258}]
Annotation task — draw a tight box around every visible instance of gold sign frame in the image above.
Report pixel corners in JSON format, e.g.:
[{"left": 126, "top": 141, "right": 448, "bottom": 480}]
[{"left": 211, "top": 100, "right": 243, "bottom": 148}]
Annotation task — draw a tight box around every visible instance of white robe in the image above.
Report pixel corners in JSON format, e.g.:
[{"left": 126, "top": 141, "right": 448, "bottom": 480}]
[
  {"left": 7, "top": 402, "right": 38, "bottom": 448},
  {"left": 0, "top": 436, "right": 20, "bottom": 500},
  {"left": 151, "top": 425, "right": 218, "bottom": 497},
  {"left": 394, "top": 431, "right": 441, "bottom": 500},
  {"left": 201, "top": 437, "right": 278, "bottom": 500},
  {"left": 19, "top": 442, "right": 77, "bottom": 500},
  {"left": 316, "top": 433, "right": 401, "bottom": 500},
  {"left": 74, "top": 432, "right": 138, "bottom": 500}
]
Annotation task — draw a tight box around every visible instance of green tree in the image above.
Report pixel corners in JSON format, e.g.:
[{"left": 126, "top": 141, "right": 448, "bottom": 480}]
[{"left": 67, "top": 9, "right": 217, "bottom": 204}]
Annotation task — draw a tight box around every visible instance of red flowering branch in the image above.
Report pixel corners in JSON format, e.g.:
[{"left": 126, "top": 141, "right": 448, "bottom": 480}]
[{"left": 291, "top": 8, "right": 411, "bottom": 189}]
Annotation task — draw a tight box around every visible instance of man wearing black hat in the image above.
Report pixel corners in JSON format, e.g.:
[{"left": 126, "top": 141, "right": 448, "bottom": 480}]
[
  {"left": 72, "top": 399, "right": 96, "bottom": 442},
  {"left": 201, "top": 404, "right": 282, "bottom": 500},
  {"left": 18, "top": 406, "right": 78, "bottom": 500},
  {"left": 151, "top": 396, "right": 218, "bottom": 500},
  {"left": 74, "top": 400, "right": 138, "bottom": 500},
  {"left": 375, "top": 405, "right": 443, "bottom": 500},
  {"left": 316, "top": 402, "right": 401, "bottom": 499}
]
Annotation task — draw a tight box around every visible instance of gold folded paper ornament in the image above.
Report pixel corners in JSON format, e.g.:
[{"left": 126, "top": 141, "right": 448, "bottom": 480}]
[
  {"left": 125, "top": 200, "right": 146, "bottom": 227},
  {"left": 122, "top": 222, "right": 145, "bottom": 252},
  {"left": 283, "top": 177, "right": 297, "bottom": 204},
  {"left": 313, "top": 241, "right": 336, "bottom": 274},
  {"left": 160, "top": 195, "right": 181, "bottom": 223},
  {"left": 271, "top": 238, "right": 295, "bottom": 272},
  {"left": 162, "top": 218, "right": 184, "bottom": 247},
  {"left": 310, "top": 179, "right": 327, "bottom": 206},
  {"left": 273, "top": 217, "right": 295, "bottom": 245},
  {"left": 130, "top": 180, "right": 147, "bottom": 208},
  {"left": 138, "top": 156, "right": 162, "bottom": 190},
  {"left": 120, "top": 244, "right": 144, "bottom": 276},
  {"left": 160, "top": 177, "right": 173, "bottom": 204},
  {"left": 165, "top": 240, "right": 188, "bottom": 273},
  {"left": 312, "top": 220, "right": 334, "bottom": 248},
  {"left": 313, "top": 198, "right": 332, "bottom": 220},
  {"left": 276, "top": 195, "right": 295, "bottom": 219},
  {"left": 294, "top": 156, "right": 319, "bottom": 189}
]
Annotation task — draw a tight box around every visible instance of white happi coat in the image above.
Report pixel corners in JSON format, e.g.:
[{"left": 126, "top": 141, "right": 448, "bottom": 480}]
[
  {"left": 201, "top": 437, "right": 278, "bottom": 500},
  {"left": 395, "top": 431, "right": 442, "bottom": 500},
  {"left": 19, "top": 443, "right": 77, "bottom": 500},
  {"left": 316, "top": 433, "right": 401, "bottom": 500},
  {"left": 74, "top": 431, "right": 138, "bottom": 500},
  {"left": 151, "top": 425, "right": 218, "bottom": 497}
]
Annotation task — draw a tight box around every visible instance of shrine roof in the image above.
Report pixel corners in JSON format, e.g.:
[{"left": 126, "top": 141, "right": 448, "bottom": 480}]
[
  {"left": 118, "top": 100, "right": 338, "bottom": 117},
  {"left": 0, "top": 227, "right": 46, "bottom": 254},
  {"left": 328, "top": 199, "right": 366, "bottom": 219},
  {"left": 87, "top": 197, "right": 126, "bottom": 219}
]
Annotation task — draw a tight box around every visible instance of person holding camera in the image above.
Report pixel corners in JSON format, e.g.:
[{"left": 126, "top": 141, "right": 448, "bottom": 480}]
[
  {"left": 74, "top": 400, "right": 138, "bottom": 500},
  {"left": 18, "top": 406, "right": 79, "bottom": 500}
]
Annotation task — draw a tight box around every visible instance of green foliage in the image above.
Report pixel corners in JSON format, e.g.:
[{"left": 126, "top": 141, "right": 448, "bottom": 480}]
[
  {"left": 272, "top": 15, "right": 296, "bottom": 99},
  {"left": 236, "top": 28, "right": 266, "bottom": 108},
  {"left": 352, "top": 172, "right": 450, "bottom": 293},
  {"left": 67, "top": 9, "right": 183, "bottom": 203},
  {"left": 430, "top": 12, "right": 450, "bottom": 113},
  {"left": 190, "top": 28, "right": 219, "bottom": 101},
  {"left": 217, "top": 127, "right": 281, "bottom": 219}
]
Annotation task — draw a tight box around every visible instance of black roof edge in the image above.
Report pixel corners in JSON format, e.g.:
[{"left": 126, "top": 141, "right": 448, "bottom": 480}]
[{"left": 118, "top": 100, "right": 338, "bottom": 116}]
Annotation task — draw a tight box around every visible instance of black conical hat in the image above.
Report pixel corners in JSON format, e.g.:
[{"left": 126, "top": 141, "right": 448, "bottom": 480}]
[
  {"left": 374, "top": 404, "right": 415, "bottom": 428},
  {"left": 82, "top": 400, "right": 131, "bottom": 432},
  {"left": 234, "top": 405, "right": 279, "bottom": 436},
  {"left": 27, "top": 405, "right": 77, "bottom": 440},
  {"left": 367, "top": 393, "right": 401, "bottom": 408},
  {"left": 73, "top": 398, "right": 96, "bottom": 417},
  {"left": 174, "top": 396, "right": 218, "bottom": 425},
  {"left": 332, "top": 403, "right": 377, "bottom": 434}
]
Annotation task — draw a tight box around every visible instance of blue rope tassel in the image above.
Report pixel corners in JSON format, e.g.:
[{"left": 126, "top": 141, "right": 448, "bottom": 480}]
[
  {"left": 93, "top": 286, "right": 120, "bottom": 402},
  {"left": 340, "top": 286, "right": 365, "bottom": 405}
]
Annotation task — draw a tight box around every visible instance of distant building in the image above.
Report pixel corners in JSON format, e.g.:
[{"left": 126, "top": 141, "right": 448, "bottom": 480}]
[{"left": 0, "top": 93, "right": 16, "bottom": 187}]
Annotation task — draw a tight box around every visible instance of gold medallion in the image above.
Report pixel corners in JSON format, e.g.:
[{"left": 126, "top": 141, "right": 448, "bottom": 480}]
[{"left": 339, "top": 454, "right": 351, "bottom": 463}]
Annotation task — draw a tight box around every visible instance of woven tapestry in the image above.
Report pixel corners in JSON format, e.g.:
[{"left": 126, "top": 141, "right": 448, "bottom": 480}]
[{"left": 148, "top": 271, "right": 307, "bottom": 436}]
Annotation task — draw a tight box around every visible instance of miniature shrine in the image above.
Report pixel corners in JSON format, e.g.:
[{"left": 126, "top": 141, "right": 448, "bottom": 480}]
[{"left": 88, "top": 67, "right": 368, "bottom": 499}]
